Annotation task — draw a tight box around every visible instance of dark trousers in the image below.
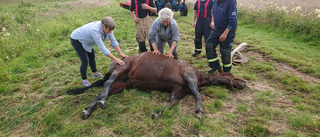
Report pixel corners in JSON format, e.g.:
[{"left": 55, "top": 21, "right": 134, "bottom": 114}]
[
  {"left": 194, "top": 17, "right": 212, "bottom": 53},
  {"left": 71, "top": 38, "right": 97, "bottom": 79},
  {"left": 205, "top": 25, "right": 237, "bottom": 72}
]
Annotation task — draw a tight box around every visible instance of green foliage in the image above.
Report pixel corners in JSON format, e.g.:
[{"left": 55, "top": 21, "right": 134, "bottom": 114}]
[
  {"left": 243, "top": 118, "right": 270, "bottom": 137},
  {"left": 288, "top": 111, "right": 320, "bottom": 132},
  {"left": 238, "top": 5, "right": 320, "bottom": 42}
]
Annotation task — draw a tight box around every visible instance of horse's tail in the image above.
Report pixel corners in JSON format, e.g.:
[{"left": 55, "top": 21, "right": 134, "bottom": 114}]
[{"left": 66, "top": 72, "right": 111, "bottom": 95}]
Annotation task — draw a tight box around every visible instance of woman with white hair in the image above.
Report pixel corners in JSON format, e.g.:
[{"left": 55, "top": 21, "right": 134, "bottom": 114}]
[{"left": 148, "top": 8, "right": 179, "bottom": 59}]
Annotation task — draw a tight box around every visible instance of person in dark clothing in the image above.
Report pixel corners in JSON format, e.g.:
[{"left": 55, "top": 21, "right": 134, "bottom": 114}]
[
  {"left": 192, "top": 0, "right": 214, "bottom": 57},
  {"left": 206, "top": 0, "right": 237, "bottom": 73},
  {"left": 130, "top": 0, "right": 157, "bottom": 53}
]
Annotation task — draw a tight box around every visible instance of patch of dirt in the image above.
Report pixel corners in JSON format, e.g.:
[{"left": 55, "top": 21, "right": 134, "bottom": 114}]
[{"left": 246, "top": 51, "right": 320, "bottom": 85}]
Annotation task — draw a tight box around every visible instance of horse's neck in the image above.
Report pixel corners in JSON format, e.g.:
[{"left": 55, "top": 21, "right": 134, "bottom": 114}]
[{"left": 198, "top": 72, "right": 212, "bottom": 86}]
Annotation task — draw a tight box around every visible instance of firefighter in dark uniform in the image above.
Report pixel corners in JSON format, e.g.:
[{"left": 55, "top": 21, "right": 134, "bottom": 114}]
[
  {"left": 206, "top": 0, "right": 237, "bottom": 73},
  {"left": 130, "top": 0, "right": 157, "bottom": 53},
  {"left": 192, "top": 0, "right": 214, "bottom": 57}
]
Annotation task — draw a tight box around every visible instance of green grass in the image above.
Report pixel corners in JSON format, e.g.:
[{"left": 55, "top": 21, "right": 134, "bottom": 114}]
[{"left": 1, "top": 0, "right": 320, "bottom": 136}]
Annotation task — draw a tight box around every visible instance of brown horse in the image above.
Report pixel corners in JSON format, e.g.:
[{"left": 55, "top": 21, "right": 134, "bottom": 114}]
[{"left": 67, "top": 52, "right": 247, "bottom": 120}]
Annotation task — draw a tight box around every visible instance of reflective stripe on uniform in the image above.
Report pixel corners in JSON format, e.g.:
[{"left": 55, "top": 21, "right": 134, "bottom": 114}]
[
  {"left": 223, "top": 55, "right": 232, "bottom": 67},
  {"left": 223, "top": 63, "right": 232, "bottom": 67},
  {"left": 208, "top": 57, "right": 219, "bottom": 62},
  {"left": 195, "top": 49, "right": 202, "bottom": 51}
]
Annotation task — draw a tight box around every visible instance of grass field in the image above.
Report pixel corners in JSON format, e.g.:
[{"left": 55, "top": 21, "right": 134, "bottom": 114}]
[{"left": 1, "top": 0, "right": 320, "bottom": 136}]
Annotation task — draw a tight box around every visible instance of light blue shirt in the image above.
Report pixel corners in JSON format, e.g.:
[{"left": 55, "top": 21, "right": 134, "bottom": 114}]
[{"left": 70, "top": 21, "right": 119, "bottom": 55}]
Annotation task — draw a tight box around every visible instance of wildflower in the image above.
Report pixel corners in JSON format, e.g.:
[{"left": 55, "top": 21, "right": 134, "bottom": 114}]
[
  {"left": 2, "top": 27, "right": 6, "bottom": 32},
  {"left": 318, "top": 14, "right": 320, "bottom": 18},
  {"left": 315, "top": 9, "right": 320, "bottom": 14},
  {"left": 292, "top": 6, "right": 302, "bottom": 13},
  {"left": 4, "top": 33, "right": 10, "bottom": 36},
  {"left": 6, "top": 56, "right": 9, "bottom": 59},
  {"left": 37, "top": 29, "right": 40, "bottom": 32}
]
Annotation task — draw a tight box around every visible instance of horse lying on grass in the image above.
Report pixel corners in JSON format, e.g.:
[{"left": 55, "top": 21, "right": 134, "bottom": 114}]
[{"left": 67, "top": 52, "right": 247, "bottom": 120}]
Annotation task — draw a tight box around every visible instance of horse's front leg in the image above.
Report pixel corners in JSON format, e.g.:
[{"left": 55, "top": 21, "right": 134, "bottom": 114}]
[
  {"left": 184, "top": 69, "right": 203, "bottom": 119},
  {"left": 97, "top": 71, "right": 119, "bottom": 109}
]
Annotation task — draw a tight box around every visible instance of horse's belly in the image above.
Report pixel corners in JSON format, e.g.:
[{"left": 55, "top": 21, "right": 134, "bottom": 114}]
[{"left": 130, "top": 79, "right": 172, "bottom": 91}]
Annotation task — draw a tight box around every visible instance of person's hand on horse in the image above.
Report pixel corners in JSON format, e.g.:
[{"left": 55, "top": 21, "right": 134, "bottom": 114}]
[
  {"left": 115, "top": 58, "right": 125, "bottom": 65},
  {"left": 166, "top": 53, "right": 174, "bottom": 58},
  {"left": 152, "top": 49, "right": 161, "bottom": 55},
  {"left": 120, "top": 53, "right": 129, "bottom": 59}
]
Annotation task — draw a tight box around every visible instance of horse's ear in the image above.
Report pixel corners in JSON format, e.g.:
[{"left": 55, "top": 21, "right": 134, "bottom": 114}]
[{"left": 217, "top": 67, "right": 223, "bottom": 73}]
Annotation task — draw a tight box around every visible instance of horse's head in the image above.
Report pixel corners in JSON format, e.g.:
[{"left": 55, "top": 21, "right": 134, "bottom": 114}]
[{"left": 209, "top": 68, "right": 247, "bottom": 90}]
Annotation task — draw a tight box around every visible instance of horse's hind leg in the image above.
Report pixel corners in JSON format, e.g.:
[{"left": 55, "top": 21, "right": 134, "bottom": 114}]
[
  {"left": 152, "top": 92, "right": 183, "bottom": 119},
  {"left": 82, "top": 93, "right": 102, "bottom": 119}
]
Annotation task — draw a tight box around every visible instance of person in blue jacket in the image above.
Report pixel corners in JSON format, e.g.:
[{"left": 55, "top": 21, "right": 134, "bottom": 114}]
[
  {"left": 206, "top": 0, "right": 237, "bottom": 73},
  {"left": 192, "top": 0, "right": 214, "bottom": 57},
  {"left": 70, "top": 17, "right": 129, "bottom": 87}
]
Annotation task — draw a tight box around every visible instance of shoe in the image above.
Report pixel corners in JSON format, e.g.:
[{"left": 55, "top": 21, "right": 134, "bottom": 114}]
[
  {"left": 82, "top": 79, "right": 92, "bottom": 87},
  {"left": 208, "top": 68, "right": 217, "bottom": 74},
  {"left": 192, "top": 52, "right": 200, "bottom": 57},
  {"left": 92, "top": 72, "right": 103, "bottom": 79}
]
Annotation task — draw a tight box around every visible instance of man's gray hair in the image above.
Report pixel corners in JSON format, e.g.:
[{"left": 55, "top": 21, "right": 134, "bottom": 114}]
[
  {"left": 101, "top": 17, "right": 115, "bottom": 30},
  {"left": 158, "top": 8, "right": 173, "bottom": 21}
]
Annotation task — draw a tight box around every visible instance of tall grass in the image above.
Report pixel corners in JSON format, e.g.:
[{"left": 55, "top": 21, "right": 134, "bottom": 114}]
[{"left": 238, "top": 3, "right": 320, "bottom": 43}]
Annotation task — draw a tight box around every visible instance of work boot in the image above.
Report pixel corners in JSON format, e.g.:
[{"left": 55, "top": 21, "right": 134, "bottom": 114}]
[
  {"left": 208, "top": 68, "right": 217, "bottom": 74},
  {"left": 192, "top": 52, "right": 200, "bottom": 57},
  {"left": 138, "top": 42, "right": 147, "bottom": 53}
]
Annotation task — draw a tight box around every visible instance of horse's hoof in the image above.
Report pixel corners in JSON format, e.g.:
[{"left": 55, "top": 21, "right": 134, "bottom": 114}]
[
  {"left": 196, "top": 113, "right": 202, "bottom": 120},
  {"left": 152, "top": 113, "right": 159, "bottom": 119},
  {"left": 82, "top": 110, "right": 91, "bottom": 120},
  {"left": 98, "top": 100, "right": 106, "bottom": 109}
]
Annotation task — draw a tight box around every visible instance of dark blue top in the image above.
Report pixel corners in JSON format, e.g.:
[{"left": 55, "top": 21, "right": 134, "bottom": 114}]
[
  {"left": 130, "top": 0, "right": 155, "bottom": 18},
  {"left": 194, "top": 0, "right": 214, "bottom": 19},
  {"left": 212, "top": 0, "right": 237, "bottom": 29}
]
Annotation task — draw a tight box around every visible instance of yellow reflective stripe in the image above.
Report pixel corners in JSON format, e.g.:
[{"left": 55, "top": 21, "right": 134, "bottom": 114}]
[
  {"left": 223, "top": 54, "right": 232, "bottom": 67},
  {"left": 208, "top": 57, "right": 219, "bottom": 62},
  {"left": 223, "top": 63, "right": 232, "bottom": 67},
  {"left": 195, "top": 49, "right": 202, "bottom": 51}
]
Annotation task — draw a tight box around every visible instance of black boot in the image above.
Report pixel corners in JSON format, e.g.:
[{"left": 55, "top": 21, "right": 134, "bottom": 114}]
[
  {"left": 193, "top": 39, "right": 202, "bottom": 57},
  {"left": 208, "top": 61, "right": 221, "bottom": 74},
  {"left": 139, "top": 42, "right": 147, "bottom": 53}
]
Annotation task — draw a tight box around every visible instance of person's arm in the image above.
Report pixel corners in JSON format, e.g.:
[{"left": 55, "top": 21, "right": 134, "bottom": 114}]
[
  {"left": 192, "top": 1, "right": 198, "bottom": 28},
  {"left": 167, "top": 19, "right": 179, "bottom": 58},
  {"left": 141, "top": 3, "right": 157, "bottom": 13},
  {"left": 150, "top": 42, "right": 161, "bottom": 55},
  {"left": 210, "top": 10, "right": 214, "bottom": 28},
  {"left": 192, "top": 10, "right": 197, "bottom": 28},
  {"left": 107, "top": 53, "right": 125, "bottom": 65},
  {"left": 149, "top": 19, "right": 161, "bottom": 55},
  {"left": 166, "top": 41, "right": 177, "bottom": 58},
  {"left": 129, "top": 0, "right": 139, "bottom": 24},
  {"left": 220, "top": 0, "right": 237, "bottom": 42},
  {"left": 114, "top": 45, "right": 129, "bottom": 59},
  {"left": 219, "top": 28, "right": 230, "bottom": 42}
]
